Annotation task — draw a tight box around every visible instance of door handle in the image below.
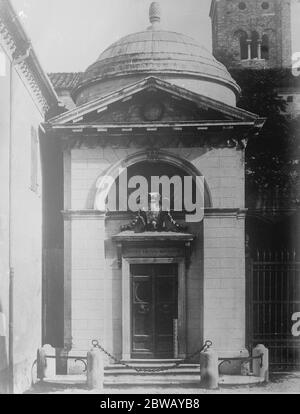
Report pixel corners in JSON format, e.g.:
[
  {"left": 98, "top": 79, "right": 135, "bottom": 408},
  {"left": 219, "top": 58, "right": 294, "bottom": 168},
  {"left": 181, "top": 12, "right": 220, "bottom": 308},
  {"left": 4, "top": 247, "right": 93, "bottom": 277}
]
[{"left": 137, "top": 304, "right": 150, "bottom": 314}]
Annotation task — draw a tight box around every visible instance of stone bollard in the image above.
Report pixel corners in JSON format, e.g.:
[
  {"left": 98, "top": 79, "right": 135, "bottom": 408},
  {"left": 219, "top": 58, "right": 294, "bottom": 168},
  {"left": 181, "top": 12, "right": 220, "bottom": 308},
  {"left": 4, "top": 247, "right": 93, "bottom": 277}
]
[
  {"left": 252, "top": 344, "right": 269, "bottom": 382},
  {"left": 37, "top": 348, "right": 47, "bottom": 381},
  {"left": 200, "top": 348, "right": 219, "bottom": 390},
  {"left": 43, "top": 345, "right": 56, "bottom": 378},
  {"left": 87, "top": 348, "right": 104, "bottom": 390}
]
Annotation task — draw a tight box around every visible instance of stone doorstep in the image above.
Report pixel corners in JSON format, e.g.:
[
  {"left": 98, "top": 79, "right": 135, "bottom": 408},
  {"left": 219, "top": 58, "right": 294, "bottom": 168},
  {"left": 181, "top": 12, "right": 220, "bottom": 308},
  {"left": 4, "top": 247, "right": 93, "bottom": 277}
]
[
  {"left": 43, "top": 353, "right": 264, "bottom": 388},
  {"left": 105, "top": 366, "right": 201, "bottom": 376},
  {"left": 105, "top": 363, "right": 201, "bottom": 385},
  {"left": 41, "top": 376, "right": 86, "bottom": 386},
  {"left": 39, "top": 373, "right": 265, "bottom": 388},
  {"left": 219, "top": 375, "right": 265, "bottom": 386},
  {"left": 104, "top": 359, "right": 200, "bottom": 370},
  {"left": 104, "top": 380, "right": 201, "bottom": 388},
  {"left": 106, "top": 366, "right": 200, "bottom": 372}
]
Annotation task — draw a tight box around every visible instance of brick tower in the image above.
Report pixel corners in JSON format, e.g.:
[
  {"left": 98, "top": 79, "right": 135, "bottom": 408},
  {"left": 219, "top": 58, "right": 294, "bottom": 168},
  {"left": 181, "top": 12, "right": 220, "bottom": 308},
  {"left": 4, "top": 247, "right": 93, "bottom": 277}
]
[{"left": 210, "top": 0, "right": 292, "bottom": 68}]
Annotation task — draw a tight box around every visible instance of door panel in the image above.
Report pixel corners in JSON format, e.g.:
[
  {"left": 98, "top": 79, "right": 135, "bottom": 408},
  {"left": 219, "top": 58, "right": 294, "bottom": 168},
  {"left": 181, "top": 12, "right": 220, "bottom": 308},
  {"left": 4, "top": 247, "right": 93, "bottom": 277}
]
[
  {"left": 131, "top": 264, "right": 178, "bottom": 359},
  {"left": 132, "top": 275, "right": 153, "bottom": 357},
  {"left": 155, "top": 274, "right": 178, "bottom": 358}
]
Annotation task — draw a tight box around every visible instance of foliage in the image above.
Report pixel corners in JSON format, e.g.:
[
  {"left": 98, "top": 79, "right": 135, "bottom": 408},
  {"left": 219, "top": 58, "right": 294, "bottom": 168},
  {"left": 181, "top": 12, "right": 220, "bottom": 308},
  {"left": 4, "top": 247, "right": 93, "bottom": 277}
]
[
  {"left": 229, "top": 68, "right": 299, "bottom": 203},
  {"left": 213, "top": 49, "right": 239, "bottom": 68}
]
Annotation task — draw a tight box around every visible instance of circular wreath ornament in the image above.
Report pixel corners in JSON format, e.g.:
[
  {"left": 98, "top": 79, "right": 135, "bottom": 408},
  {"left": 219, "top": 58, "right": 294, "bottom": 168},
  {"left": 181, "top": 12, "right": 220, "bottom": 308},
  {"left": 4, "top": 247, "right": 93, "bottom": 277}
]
[{"left": 141, "top": 100, "right": 164, "bottom": 121}]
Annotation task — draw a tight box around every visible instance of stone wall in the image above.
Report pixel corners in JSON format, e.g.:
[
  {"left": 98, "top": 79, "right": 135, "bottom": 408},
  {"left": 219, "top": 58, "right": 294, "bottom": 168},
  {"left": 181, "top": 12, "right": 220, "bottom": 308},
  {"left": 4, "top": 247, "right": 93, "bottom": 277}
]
[
  {"left": 203, "top": 214, "right": 246, "bottom": 354},
  {"left": 69, "top": 146, "right": 244, "bottom": 211},
  {"left": 0, "top": 45, "right": 44, "bottom": 393},
  {"left": 0, "top": 46, "right": 10, "bottom": 394},
  {"left": 64, "top": 143, "right": 246, "bottom": 367}
]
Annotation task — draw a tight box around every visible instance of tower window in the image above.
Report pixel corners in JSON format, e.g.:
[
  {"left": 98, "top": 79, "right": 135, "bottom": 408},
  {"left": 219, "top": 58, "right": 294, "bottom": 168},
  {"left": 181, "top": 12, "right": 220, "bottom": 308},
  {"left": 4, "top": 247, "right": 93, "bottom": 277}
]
[
  {"left": 262, "top": 2, "right": 269, "bottom": 10},
  {"left": 261, "top": 34, "right": 269, "bottom": 60},
  {"left": 251, "top": 31, "right": 259, "bottom": 59},
  {"left": 238, "top": 2, "right": 247, "bottom": 10},
  {"left": 287, "top": 96, "right": 294, "bottom": 103},
  {"left": 239, "top": 31, "right": 248, "bottom": 60}
]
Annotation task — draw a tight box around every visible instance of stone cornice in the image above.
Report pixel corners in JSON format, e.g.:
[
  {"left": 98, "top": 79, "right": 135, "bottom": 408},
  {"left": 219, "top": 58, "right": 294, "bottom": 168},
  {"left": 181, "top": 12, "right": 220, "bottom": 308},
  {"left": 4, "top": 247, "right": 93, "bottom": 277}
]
[
  {"left": 209, "top": 0, "right": 216, "bottom": 20},
  {"left": 47, "top": 76, "right": 262, "bottom": 126},
  {"left": 49, "top": 120, "right": 258, "bottom": 132},
  {"left": 204, "top": 208, "right": 248, "bottom": 219},
  {"left": 112, "top": 231, "right": 195, "bottom": 243},
  {"left": 62, "top": 210, "right": 106, "bottom": 220},
  {"left": 0, "top": 0, "right": 59, "bottom": 115},
  {"left": 62, "top": 208, "right": 247, "bottom": 221},
  {"left": 49, "top": 126, "right": 256, "bottom": 151}
]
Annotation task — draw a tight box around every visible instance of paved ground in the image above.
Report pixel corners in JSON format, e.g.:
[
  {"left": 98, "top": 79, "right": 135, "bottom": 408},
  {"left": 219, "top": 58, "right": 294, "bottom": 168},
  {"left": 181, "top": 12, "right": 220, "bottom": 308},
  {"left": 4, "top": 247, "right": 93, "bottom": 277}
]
[{"left": 25, "top": 373, "right": 300, "bottom": 394}]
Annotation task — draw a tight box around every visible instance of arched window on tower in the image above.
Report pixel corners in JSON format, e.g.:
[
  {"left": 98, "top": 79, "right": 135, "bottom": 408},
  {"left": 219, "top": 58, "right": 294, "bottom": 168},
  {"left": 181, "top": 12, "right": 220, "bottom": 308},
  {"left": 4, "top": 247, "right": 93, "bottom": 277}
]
[
  {"left": 261, "top": 34, "right": 269, "bottom": 60},
  {"left": 239, "top": 31, "right": 248, "bottom": 60},
  {"left": 251, "top": 31, "right": 259, "bottom": 59}
]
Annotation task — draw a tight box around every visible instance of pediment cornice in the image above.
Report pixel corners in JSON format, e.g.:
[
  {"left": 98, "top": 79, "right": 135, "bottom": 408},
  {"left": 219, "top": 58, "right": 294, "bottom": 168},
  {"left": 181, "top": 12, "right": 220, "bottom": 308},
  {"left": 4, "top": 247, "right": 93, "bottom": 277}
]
[{"left": 46, "top": 76, "right": 264, "bottom": 128}]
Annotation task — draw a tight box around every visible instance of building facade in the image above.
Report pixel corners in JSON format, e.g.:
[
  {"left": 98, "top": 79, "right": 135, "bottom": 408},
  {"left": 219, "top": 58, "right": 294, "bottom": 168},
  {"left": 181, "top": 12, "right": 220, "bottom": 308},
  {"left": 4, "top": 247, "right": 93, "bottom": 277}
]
[
  {"left": 0, "top": 0, "right": 59, "bottom": 393},
  {"left": 1, "top": 0, "right": 298, "bottom": 392},
  {"left": 44, "top": 3, "right": 265, "bottom": 374}
]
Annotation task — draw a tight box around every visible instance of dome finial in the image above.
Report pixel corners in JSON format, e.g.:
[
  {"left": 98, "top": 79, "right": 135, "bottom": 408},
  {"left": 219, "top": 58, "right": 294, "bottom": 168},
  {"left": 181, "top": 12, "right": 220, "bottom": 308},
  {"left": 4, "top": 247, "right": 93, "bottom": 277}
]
[{"left": 149, "top": 2, "right": 161, "bottom": 25}]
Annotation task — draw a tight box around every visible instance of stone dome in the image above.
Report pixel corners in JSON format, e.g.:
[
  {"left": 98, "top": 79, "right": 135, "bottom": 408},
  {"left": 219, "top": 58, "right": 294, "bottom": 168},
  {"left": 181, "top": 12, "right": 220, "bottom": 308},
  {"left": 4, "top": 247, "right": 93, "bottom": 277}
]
[{"left": 73, "top": 3, "right": 240, "bottom": 106}]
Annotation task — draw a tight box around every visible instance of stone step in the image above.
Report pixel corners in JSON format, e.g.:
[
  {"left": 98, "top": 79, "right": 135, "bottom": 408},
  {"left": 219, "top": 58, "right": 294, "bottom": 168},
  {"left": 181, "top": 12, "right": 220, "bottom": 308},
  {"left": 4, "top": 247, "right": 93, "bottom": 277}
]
[
  {"left": 41, "top": 375, "right": 87, "bottom": 386},
  {"left": 106, "top": 369, "right": 200, "bottom": 376},
  {"left": 106, "top": 361, "right": 199, "bottom": 366},
  {"left": 105, "top": 364, "right": 200, "bottom": 375},
  {"left": 118, "top": 359, "right": 185, "bottom": 364},
  {"left": 104, "top": 377, "right": 200, "bottom": 388},
  {"left": 39, "top": 373, "right": 264, "bottom": 389},
  {"left": 104, "top": 363, "right": 201, "bottom": 387},
  {"left": 105, "top": 374, "right": 200, "bottom": 382}
]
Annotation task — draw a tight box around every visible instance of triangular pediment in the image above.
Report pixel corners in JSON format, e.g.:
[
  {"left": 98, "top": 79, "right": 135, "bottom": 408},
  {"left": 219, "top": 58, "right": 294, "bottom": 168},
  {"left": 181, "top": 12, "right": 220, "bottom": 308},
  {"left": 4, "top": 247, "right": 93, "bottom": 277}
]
[{"left": 48, "top": 76, "right": 261, "bottom": 127}]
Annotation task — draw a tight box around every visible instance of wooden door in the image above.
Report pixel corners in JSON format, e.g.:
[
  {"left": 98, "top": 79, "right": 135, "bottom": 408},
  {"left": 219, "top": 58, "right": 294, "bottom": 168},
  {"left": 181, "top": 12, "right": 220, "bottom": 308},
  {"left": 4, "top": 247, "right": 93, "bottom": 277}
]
[{"left": 131, "top": 264, "right": 178, "bottom": 359}]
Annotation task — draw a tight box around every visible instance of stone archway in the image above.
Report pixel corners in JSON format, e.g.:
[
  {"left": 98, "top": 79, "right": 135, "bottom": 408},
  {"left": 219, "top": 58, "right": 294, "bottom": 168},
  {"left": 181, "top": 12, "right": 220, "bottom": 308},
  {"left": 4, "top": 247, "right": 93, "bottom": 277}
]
[
  {"left": 94, "top": 149, "right": 213, "bottom": 211},
  {"left": 97, "top": 150, "right": 210, "bottom": 360}
]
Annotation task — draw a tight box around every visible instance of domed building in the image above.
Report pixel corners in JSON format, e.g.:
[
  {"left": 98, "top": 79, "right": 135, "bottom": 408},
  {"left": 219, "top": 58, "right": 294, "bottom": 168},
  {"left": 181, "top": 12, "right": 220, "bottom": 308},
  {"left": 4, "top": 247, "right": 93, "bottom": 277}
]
[
  {"left": 45, "top": 2, "right": 265, "bottom": 378},
  {"left": 73, "top": 4, "right": 239, "bottom": 107}
]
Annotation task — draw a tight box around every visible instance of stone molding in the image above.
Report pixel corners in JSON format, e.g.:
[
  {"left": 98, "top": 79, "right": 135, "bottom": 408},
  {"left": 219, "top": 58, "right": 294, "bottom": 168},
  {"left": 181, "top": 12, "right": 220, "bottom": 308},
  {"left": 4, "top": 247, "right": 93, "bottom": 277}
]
[
  {"left": 0, "top": 1, "right": 58, "bottom": 114},
  {"left": 62, "top": 210, "right": 106, "bottom": 220},
  {"left": 62, "top": 208, "right": 247, "bottom": 220}
]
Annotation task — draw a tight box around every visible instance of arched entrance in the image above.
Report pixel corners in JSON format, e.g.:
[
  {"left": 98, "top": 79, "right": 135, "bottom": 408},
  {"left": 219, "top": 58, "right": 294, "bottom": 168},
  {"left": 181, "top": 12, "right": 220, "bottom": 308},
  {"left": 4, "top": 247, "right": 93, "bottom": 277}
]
[
  {"left": 97, "top": 150, "right": 209, "bottom": 360},
  {"left": 94, "top": 149, "right": 212, "bottom": 212}
]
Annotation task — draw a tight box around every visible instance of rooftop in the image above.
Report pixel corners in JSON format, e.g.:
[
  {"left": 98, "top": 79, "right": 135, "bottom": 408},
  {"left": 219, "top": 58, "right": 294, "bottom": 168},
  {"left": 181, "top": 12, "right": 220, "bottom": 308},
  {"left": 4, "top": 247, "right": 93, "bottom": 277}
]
[
  {"left": 48, "top": 72, "right": 82, "bottom": 90},
  {"left": 73, "top": 2, "right": 239, "bottom": 100}
]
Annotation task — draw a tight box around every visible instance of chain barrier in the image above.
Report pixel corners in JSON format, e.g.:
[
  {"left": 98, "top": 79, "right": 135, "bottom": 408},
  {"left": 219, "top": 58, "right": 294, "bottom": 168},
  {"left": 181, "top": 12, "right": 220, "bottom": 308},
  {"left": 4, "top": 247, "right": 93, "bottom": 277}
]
[{"left": 91, "top": 339, "right": 212, "bottom": 374}]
